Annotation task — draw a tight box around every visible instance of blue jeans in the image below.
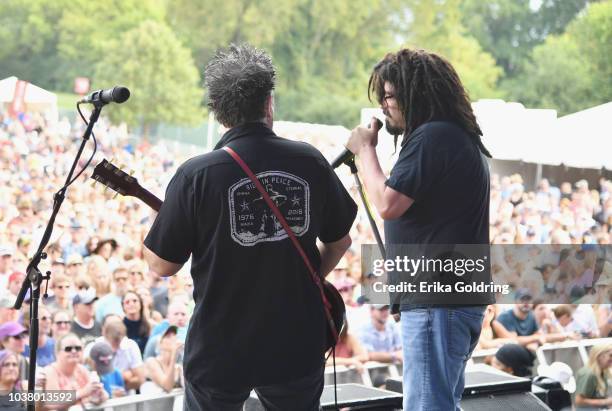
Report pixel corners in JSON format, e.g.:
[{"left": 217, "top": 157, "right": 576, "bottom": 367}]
[{"left": 400, "top": 306, "right": 485, "bottom": 411}]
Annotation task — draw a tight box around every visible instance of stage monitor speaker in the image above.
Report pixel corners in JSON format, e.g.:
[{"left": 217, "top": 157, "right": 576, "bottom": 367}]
[
  {"left": 386, "top": 364, "right": 551, "bottom": 411},
  {"left": 460, "top": 391, "right": 551, "bottom": 411},
  {"left": 245, "top": 383, "right": 403, "bottom": 410}
]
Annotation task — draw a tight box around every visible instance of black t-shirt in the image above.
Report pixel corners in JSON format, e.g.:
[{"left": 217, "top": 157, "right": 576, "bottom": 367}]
[
  {"left": 384, "top": 121, "right": 494, "bottom": 306},
  {"left": 124, "top": 318, "right": 149, "bottom": 354},
  {"left": 144, "top": 122, "right": 357, "bottom": 389},
  {"left": 71, "top": 320, "right": 102, "bottom": 347}
]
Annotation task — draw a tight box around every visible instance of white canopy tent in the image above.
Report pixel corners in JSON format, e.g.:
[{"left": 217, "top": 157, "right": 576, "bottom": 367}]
[
  {"left": 555, "top": 102, "right": 612, "bottom": 169},
  {"left": 0, "top": 76, "right": 58, "bottom": 121},
  {"left": 473, "top": 99, "right": 610, "bottom": 170}
]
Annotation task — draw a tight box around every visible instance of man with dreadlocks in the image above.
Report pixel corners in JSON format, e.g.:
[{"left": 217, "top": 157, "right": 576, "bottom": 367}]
[{"left": 346, "top": 48, "right": 495, "bottom": 410}]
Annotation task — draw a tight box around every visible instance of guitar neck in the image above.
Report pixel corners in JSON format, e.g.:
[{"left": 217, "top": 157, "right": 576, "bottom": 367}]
[{"left": 135, "top": 186, "right": 163, "bottom": 211}]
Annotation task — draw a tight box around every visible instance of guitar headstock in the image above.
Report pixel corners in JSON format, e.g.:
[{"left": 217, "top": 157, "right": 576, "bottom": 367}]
[{"left": 91, "top": 159, "right": 139, "bottom": 198}]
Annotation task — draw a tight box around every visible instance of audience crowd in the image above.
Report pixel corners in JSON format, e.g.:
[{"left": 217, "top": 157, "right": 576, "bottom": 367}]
[{"left": 0, "top": 111, "right": 610, "bottom": 408}]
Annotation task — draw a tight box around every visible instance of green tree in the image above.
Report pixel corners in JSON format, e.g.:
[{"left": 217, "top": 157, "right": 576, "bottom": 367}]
[
  {"left": 507, "top": 35, "right": 594, "bottom": 115},
  {"left": 57, "top": 0, "right": 166, "bottom": 89},
  {"left": 166, "top": 0, "right": 298, "bottom": 71},
  {"left": 271, "top": 0, "right": 396, "bottom": 125},
  {"left": 568, "top": 0, "right": 612, "bottom": 104},
  {"left": 93, "top": 20, "right": 203, "bottom": 133},
  {"left": 398, "top": 0, "right": 503, "bottom": 99},
  {"left": 461, "top": 0, "right": 593, "bottom": 76},
  {"left": 508, "top": 1, "right": 611, "bottom": 114},
  {"left": 0, "top": 0, "right": 70, "bottom": 89}
]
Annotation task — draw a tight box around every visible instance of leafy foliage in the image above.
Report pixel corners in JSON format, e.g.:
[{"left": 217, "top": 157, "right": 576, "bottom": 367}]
[{"left": 93, "top": 21, "right": 202, "bottom": 132}]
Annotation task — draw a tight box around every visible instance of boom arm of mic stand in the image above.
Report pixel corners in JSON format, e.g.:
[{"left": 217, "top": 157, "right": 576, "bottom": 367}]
[{"left": 346, "top": 159, "right": 386, "bottom": 260}]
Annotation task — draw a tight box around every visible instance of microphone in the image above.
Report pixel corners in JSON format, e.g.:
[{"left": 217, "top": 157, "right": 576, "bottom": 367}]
[
  {"left": 331, "top": 118, "right": 383, "bottom": 169},
  {"left": 80, "top": 86, "right": 130, "bottom": 105}
]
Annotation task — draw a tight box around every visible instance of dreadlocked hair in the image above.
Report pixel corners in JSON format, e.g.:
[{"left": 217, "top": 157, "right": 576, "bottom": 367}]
[{"left": 368, "top": 48, "right": 492, "bottom": 157}]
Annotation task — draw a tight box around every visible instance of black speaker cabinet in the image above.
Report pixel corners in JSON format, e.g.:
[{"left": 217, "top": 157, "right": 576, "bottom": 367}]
[
  {"left": 386, "top": 364, "right": 551, "bottom": 411},
  {"left": 245, "top": 383, "right": 403, "bottom": 410}
]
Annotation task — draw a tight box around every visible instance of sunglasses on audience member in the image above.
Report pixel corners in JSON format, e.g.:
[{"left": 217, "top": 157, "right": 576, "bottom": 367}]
[
  {"left": 54, "top": 321, "right": 71, "bottom": 326},
  {"left": 10, "top": 333, "right": 28, "bottom": 340},
  {"left": 63, "top": 345, "right": 82, "bottom": 353}
]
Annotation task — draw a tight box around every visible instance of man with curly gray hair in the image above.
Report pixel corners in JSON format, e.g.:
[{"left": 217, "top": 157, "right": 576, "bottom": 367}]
[{"left": 143, "top": 44, "right": 357, "bottom": 410}]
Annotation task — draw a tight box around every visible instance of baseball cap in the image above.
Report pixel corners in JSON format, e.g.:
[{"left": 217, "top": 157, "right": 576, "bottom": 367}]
[
  {"left": 162, "top": 325, "right": 179, "bottom": 339},
  {"left": 66, "top": 254, "right": 84, "bottom": 266},
  {"left": 575, "top": 180, "right": 588, "bottom": 189},
  {"left": 371, "top": 304, "right": 390, "bottom": 310},
  {"left": 8, "top": 271, "right": 25, "bottom": 284},
  {"left": 514, "top": 288, "right": 533, "bottom": 302},
  {"left": 0, "top": 245, "right": 14, "bottom": 256},
  {"left": 495, "top": 344, "right": 535, "bottom": 377},
  {"left": 73, "top": 288, "right": 98, "bottom": 305},
  {"left": 0, "top": 322, "right": 27, "bottom": 339},
  {"left": 537, "top": 362, "right": 576, "bottom": 393},
  {"left": 89, "top": 341, "right": 114, "bottom": 375},
  {"left": 0, "top": 294, "right": 16, "bottom": 309}
]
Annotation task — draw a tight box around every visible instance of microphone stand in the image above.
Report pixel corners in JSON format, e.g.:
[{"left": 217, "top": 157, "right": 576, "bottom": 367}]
[
  {"left": 14, "top": 104, "right": 103, "bottom": 411},
  {"left": 344, "top": 158, "right": 386, "bottom": 260}
]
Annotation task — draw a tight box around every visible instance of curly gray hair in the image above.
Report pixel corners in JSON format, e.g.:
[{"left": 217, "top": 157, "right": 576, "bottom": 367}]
[{"left": 204, "top": 44, "right": 276, "bottom": 128}]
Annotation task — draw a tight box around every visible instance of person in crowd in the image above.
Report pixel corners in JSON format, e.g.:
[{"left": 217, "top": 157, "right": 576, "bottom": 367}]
[
  {"left": 494, "top": 289, "right": 547, "bottom": 350},
  {"left": 43, "top": 333, "right": 108, "bottom": 410},
  {"left": 0, "top": 246, "right": 14, "bottom": 291},
  {"left": 574, "top": 344, "right": 612, "bottom": 410},
  {"left": 46, "top": 274, "right": 73, "bottom": 315},
  {"left": 0, "top": 350, "right": 24, "bottom": 411},
  {"left": 92, "top": 239, "right": 118, "bottom": 262},
  {"left": 144, "top": 300, "right": 189, "bottom": 359},
  {"left": 86, "top": 315, "right": 145, "bottom": 391},
  {"left": 87, "top": 255, "right": 111, "bottom": 297},
  {"left": 491, "top": 344, "right": 536, "bottom": 377},
  {"left": 135, "top": 286, "right": 163, "bottom": 325},
  {"left": 51, "top": 258, "right": 66, "bottom": 277},
  {"left": 89, "top": 341, "right": 125, "bottom": 399},
  {"left": 533, "top": 300, "right": 564, "bottom": 335},
  {"left": 569, "top": 303, "right": 600, "bottom": 338},
  {"left": 71, "top": 288, "right": 101, "bottom": 347},
  {"left": 51, "top": 310, "right": 72, "bottom": 340},
  {"left": 477, "top": 305, "right": 517, "bottom": 349},
  {"left": 95, "top": 267, "right": 129, "bottom": 322},
  {"left": 337, "top": 277, "right": 369, "bottom": 332},
  {"left": 65, "top": 253, "right": 85, "bottom": 279},
  {"left": 596, "top": 280, "right": 612, "bottom": 337},
  {"left": 358, "top": 305, "right": 402, "bottom": 365},
  {"left": 0, "top": 322, "right": 28, "bottom": 380},
  {"left": 122, "top": 290, "right": 150, "bottom": 354},
  {"left": 326, "top": 321, "right": 369, "bottom": 373},
  {"left": 61, "top": 222, "right": 88, "bottom": 261},
  {"left": 142, "top": 326, "right": 184, "bottom": 393},
  {"left": 152, "top": 273, "right": 188, "bottom": 317},
  {"left": 23, "top": 306, "right": 55, "bottom": 367},
  {"left": 0, "top": 295, "right": 19, "bottom": 324},
  {"left": 127, "top": 259, "right": 148, "bottom": 289},
  {"left": 6, "top": 272, "right": 25, "bottom": 299}
]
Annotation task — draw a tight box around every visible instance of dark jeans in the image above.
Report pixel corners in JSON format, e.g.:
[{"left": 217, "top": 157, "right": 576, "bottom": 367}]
[{"left": 183, "top": 364, "right": 324, "bottom": 411}]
